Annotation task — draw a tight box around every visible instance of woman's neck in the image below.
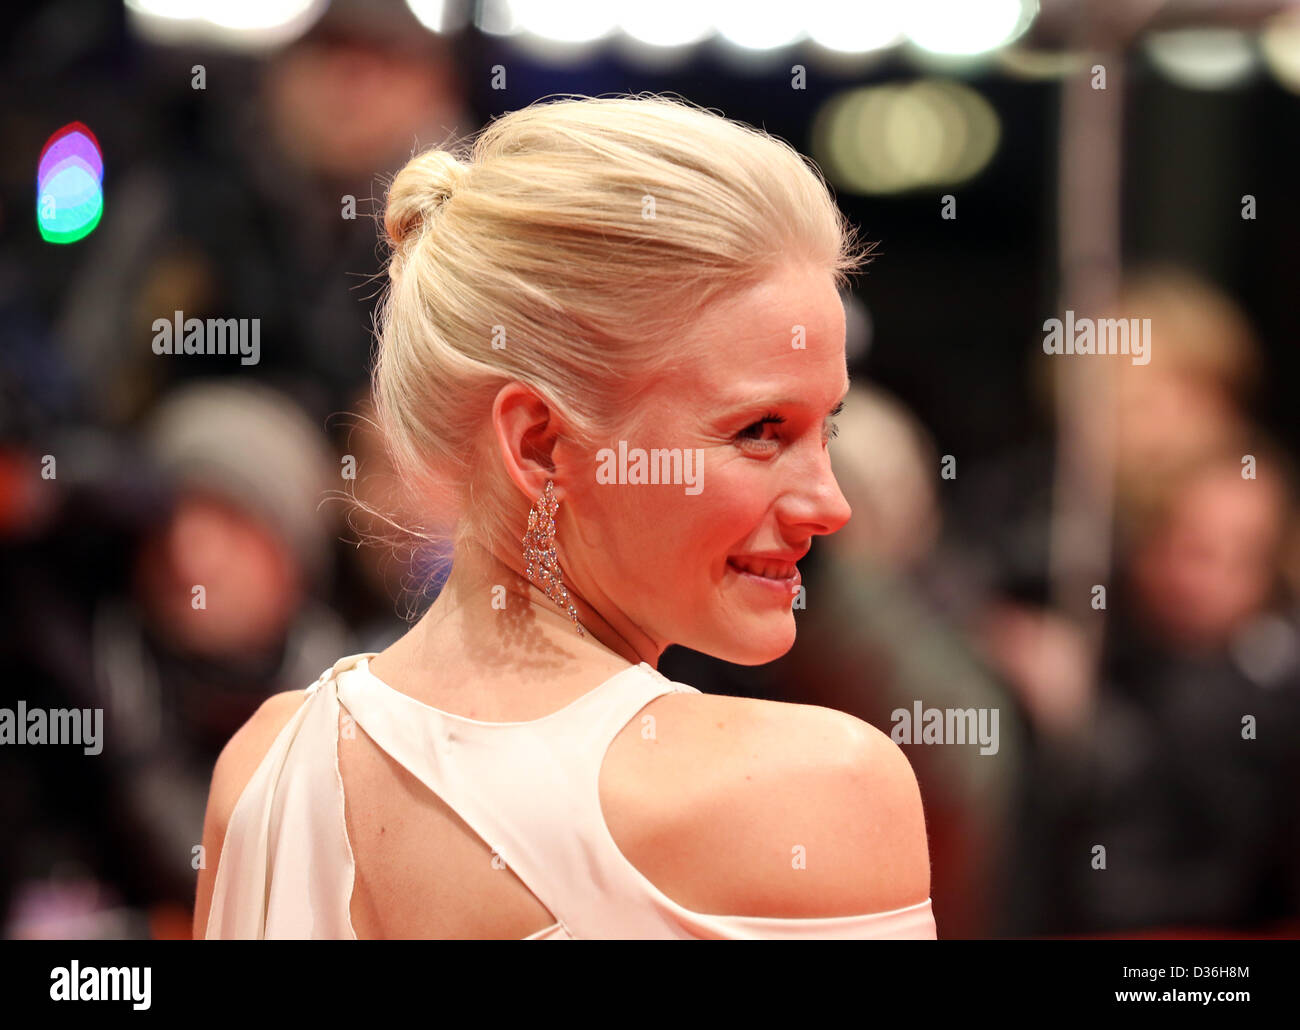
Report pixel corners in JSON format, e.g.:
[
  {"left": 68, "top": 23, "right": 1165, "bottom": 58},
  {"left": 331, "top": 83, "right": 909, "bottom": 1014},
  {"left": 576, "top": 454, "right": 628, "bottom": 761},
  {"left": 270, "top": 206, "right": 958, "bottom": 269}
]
[{"left": 410, "top": 539, "right": 662, "bottom": 671}]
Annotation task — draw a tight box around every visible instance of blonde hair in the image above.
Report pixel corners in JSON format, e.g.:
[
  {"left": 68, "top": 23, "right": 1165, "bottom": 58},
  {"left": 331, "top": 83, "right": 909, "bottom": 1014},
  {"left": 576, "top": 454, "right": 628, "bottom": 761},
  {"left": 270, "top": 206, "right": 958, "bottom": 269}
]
[{"left": 367, "top": 92, "right": 872, "bottom": 597}]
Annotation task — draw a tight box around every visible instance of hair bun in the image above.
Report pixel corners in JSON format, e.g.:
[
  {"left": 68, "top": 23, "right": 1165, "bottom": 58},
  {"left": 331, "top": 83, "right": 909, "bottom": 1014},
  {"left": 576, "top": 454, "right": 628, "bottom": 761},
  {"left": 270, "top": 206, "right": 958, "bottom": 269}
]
[{"left": 384, "top": 149, "right": 469, "bottom": 256}]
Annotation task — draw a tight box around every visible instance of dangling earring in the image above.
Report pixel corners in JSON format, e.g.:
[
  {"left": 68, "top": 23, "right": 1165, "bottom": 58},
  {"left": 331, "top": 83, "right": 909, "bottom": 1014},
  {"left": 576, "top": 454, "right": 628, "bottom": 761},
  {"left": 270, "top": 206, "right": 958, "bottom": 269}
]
[{"left": 522, "top": 479, "right": 585, "bottom": 636}]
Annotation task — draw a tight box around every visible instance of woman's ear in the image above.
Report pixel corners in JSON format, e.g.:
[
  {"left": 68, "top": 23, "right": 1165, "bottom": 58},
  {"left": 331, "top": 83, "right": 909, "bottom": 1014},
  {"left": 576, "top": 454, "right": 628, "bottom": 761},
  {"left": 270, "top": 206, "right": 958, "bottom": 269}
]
[{"left": 491, "top": 381, "right": 564, "bottom": 502}]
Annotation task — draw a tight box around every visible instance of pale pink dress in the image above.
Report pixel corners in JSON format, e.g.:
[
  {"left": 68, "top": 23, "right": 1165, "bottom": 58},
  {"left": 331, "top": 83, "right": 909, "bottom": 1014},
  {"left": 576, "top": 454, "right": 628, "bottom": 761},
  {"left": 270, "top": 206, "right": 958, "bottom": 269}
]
[{"left": 205, "top": 652, "right": 938, "bottom": 939}]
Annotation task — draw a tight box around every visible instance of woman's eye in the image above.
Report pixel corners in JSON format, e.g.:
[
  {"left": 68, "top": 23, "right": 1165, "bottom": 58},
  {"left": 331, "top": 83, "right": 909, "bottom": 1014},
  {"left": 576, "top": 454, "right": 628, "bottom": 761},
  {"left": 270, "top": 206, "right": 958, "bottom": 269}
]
[{"left": 737, "top": 414, "right": 784, "bottom": 447}]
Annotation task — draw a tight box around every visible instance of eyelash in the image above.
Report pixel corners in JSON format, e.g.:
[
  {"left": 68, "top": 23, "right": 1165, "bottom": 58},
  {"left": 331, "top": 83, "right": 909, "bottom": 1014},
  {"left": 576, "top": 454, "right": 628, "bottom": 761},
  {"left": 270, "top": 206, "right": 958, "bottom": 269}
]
[{"left": 736, "top": 404, "right": 843, "bottom": 449}]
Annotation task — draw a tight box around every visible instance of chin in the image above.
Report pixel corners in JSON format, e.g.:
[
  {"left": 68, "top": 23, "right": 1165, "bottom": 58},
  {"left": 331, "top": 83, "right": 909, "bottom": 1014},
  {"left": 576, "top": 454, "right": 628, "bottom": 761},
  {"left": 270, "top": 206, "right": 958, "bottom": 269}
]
[{"left": 699, "top": 614, "right": 797, "bottom": 666}]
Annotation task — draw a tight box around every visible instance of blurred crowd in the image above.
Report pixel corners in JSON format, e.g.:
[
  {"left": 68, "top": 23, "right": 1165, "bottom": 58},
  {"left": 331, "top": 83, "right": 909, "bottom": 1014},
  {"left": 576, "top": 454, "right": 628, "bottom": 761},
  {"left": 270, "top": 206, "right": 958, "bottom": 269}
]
[
  {"left": 1, "top": 4, "right": 464, "bottom": 938},
  {"left": 3, "top": 4, "right": 1298, "bottom": 939}
]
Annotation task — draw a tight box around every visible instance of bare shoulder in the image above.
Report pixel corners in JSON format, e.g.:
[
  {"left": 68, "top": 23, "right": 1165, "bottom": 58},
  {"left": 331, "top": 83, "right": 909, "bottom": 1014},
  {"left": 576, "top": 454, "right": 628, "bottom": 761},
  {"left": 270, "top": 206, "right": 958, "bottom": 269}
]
[
  {"left": 213, "top": 689, "right": 310, "bottom": 784},
  {"left": 192, "top": 688, "right": 309, "bottom": 938},
  {"left": 602, "top": 688, "right": 930, "bottom": 920}
]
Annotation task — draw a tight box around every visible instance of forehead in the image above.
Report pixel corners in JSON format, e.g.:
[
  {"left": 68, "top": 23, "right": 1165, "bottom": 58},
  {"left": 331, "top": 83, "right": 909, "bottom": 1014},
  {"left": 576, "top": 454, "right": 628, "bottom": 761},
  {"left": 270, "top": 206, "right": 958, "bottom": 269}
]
[{"left": 676, "top": 265, "right": 847, "bottom": 394}]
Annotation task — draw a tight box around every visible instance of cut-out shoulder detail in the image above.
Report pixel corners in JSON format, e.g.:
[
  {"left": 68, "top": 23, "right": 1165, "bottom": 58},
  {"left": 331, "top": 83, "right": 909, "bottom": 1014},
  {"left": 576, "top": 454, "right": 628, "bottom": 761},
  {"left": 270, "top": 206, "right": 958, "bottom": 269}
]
[
  {"left": 339, "top": 702, "right": 561, "bottom": 939},
  {"left": 203, "top": 653, "right": 938, "bottom": 939}
]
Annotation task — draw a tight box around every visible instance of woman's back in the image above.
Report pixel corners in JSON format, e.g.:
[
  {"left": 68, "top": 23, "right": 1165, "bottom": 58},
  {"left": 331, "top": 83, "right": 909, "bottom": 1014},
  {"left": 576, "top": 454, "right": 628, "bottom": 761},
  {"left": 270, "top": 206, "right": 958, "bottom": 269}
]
[{"left": 195, "top": 648, "right": 936, "bottom": 939}]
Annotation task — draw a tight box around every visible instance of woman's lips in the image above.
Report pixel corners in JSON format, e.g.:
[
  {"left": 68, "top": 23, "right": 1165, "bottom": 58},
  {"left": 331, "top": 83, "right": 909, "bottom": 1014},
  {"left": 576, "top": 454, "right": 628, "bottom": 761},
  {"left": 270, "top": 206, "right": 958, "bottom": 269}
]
[{"left": 726, "top": 557, "right": 802, "bottom": 598}]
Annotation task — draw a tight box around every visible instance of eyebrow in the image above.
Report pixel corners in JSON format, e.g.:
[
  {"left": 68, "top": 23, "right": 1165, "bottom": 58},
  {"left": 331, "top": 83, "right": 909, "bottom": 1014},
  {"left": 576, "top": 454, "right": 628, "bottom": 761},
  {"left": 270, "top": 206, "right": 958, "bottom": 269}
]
[{"left": 723, "top": 375, "right": 852, "bottom": 412}]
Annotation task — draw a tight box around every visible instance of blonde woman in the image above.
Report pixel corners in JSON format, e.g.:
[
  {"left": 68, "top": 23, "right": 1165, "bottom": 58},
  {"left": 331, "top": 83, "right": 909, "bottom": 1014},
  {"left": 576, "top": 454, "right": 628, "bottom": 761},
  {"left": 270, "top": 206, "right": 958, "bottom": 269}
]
[{"left": 195, "top": 94, "right": 936, "bottom": 939}]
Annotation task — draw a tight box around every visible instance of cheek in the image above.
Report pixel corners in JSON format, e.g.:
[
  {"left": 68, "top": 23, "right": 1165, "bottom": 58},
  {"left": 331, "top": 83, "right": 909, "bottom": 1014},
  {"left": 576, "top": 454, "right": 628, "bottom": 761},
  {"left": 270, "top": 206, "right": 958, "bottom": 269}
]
[
  {"left": 670, "top": 464, "right": 781, "bottom": 584},
  {"left": 577, "top": 462, "right": 768, "bottom": 582}
]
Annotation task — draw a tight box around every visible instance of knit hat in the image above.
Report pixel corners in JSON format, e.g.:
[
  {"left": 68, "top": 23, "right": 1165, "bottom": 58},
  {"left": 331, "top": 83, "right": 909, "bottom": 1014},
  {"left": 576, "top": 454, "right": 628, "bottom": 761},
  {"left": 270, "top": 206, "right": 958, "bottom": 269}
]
[{"left": 139, "top": 379, "right": 338, "bottom": 585}]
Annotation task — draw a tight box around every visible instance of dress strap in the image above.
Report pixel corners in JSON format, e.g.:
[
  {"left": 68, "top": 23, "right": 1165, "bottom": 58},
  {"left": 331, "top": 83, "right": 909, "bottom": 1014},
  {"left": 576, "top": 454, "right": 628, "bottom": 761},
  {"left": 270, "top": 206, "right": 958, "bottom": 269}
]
[
  {"left": 333, "top": 658, "right": 687, "bottom": 934},
  {"left": 206, "top": 671, "right": 354, "bottom": 938}
]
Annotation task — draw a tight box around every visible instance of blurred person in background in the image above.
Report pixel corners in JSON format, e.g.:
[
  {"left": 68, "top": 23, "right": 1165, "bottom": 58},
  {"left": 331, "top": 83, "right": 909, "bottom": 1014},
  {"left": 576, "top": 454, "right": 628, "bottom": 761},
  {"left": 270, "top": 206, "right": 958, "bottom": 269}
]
[
  {"left": 34, "top": 0, "right": 477, "bottom": 431},
  {"left": 969, "top": 266, "right": 1262, "bottom": 737},
  {"left": 951, "top": 267, "right": 1296, "bottom": 935},
  {"left": 1052, "top": 442, "right": 1300, "bottom": 934},
  {"left": 1, "top": 379, "right": 353, "bottom": 938}
]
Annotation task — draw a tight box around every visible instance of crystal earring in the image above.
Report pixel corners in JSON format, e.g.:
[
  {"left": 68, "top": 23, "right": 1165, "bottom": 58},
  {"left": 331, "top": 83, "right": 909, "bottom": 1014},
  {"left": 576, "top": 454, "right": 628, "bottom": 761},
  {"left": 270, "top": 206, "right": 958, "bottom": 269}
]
[{"left": 522, "top": 479, "right": 585, "bottom": 636}]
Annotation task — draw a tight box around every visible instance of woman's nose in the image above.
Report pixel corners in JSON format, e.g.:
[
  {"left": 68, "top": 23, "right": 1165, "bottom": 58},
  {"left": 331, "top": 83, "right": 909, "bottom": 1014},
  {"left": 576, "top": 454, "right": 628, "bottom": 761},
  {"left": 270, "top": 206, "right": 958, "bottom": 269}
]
[{"left": 785, "top": 445, "right": 852, "bottom": 536}]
